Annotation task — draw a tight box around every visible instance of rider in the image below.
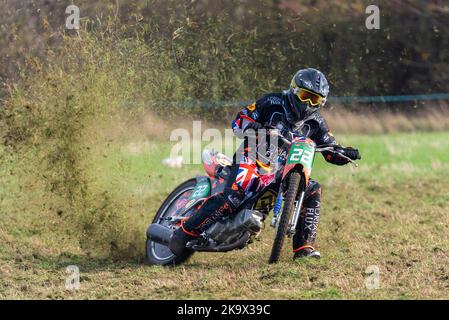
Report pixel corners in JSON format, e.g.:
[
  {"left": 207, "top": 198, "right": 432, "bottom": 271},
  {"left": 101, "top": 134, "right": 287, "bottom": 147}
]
[{"left": 169, "top": 68, "right": 361, "bottom": 259}]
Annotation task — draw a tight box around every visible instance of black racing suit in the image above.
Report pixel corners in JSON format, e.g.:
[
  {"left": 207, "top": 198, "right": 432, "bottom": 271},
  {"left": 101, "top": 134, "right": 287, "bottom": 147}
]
[{"left": 183, "top": 92, "right": 352, "bottom": 254}]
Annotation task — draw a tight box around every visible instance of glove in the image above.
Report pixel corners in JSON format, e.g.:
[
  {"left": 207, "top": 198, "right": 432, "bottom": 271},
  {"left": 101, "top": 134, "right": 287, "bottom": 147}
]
[
  {"left": 243, "top": 122, "right": 263, "bottom": 132},
  {"left": 341, "top": 147, "right": 361, "bottom": 160},
  {"left": 325, "top": 146, "right": 360, "bottom": 165}
]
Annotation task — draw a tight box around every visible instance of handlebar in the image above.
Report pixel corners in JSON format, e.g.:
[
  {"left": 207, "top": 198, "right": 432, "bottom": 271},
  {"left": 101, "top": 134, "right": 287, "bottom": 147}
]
[
  {"left": 316, "top": 145, "right": 359, "bottom": 167},
  {"left": 262, "top": 124, "right": 293, "bottom": 146},
  {"left": 262, "top": 125, "right": 359, "bottom": 167}
]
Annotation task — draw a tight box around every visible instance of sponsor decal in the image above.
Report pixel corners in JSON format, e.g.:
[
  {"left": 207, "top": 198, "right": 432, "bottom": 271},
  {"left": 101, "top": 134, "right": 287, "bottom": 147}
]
[
  {"left": 176, "top": 198, "right": 188, "bottom": 209},
  {"left": 255, "top": 190, "right": 276, "bottom": 210},
  {"left": 267, "top": 96, "right": 282, "bottom": 105},
  {"left": 247, "top": 103, "right": 256, "bottom": 111},
  {"left": 185, "top": 199, "right": 196, "bottom": 209},
  {"left": 227, "top": 194, "right": 242, "bottom": 208},
  {"left": 252, "top": 111, "right": 259, "bottom": 120},
  {"left": 303, "top": 80, "right": 313, "bottom": 90}
]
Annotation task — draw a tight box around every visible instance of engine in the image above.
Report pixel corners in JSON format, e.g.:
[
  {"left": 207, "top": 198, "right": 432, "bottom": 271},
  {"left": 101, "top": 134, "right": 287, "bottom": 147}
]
[{"left": 205, "top": 209, "right": 264, "bottom": 245}]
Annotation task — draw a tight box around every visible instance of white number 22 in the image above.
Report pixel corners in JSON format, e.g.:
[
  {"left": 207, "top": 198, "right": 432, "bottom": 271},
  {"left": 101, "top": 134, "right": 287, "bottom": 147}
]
[{"left": 290, "top": 148, "right": 313, "bottom": 164}]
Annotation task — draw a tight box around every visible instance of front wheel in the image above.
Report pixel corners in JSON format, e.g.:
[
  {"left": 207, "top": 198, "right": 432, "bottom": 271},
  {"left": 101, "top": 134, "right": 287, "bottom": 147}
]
[
  {"left": 145, "top": 178, "right": 197, "bottom": 266},
  {"left": 268, "top": 172, "right": 301, "bottom": 264}
]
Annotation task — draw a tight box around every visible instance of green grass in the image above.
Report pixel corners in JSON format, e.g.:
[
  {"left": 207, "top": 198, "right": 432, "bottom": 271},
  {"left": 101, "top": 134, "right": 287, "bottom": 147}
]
[{"left": 1, "top": 131, "right": 448, "bottom": 299}]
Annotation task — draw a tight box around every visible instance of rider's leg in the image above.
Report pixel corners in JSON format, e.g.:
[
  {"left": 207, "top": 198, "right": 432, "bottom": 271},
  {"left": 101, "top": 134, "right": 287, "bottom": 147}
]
[
  {"left": 168, "top": 192, "right": 241, "bottom": 256},
  {"left": 182, "top": 187, "right": 244, "bottom": 233},
  {"left": 292, "top": 180, "right": 322, "bottom": 259},
  {"left": 169, "top": 153, "right": 258, "bottom": 256}
]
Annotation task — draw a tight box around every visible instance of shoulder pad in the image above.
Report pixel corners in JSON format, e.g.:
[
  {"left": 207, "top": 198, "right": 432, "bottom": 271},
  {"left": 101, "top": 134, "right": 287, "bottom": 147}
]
[
  {"left": 307, "top": 111, "right": 327, "bottom": 127},
  {"left": 256, "top": 93, "right": 283, "bottom": 107}
]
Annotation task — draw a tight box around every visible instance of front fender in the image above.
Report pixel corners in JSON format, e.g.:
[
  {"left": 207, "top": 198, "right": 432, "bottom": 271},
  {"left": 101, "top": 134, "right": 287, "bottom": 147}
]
[{"left": 281, "top": 163, "right": 310, "bottom": 186}]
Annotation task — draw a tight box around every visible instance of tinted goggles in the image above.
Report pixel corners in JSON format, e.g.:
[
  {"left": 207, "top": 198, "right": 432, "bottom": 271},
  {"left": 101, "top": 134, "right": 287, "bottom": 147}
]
[{"left": 294, "top": 87, "right": 326, "bottom": 107}]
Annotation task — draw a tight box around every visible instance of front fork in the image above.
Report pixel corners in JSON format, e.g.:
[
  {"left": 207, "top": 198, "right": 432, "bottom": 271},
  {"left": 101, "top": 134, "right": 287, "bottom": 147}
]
[
  {"left": 270, "top": 183, "right": 306, "bottom": 237},
  {"left": 288, "top": 191, "right": 305, "bottom": 237},
  {"left": 270, "top": 192, "right": 283, "bottom": 227}
]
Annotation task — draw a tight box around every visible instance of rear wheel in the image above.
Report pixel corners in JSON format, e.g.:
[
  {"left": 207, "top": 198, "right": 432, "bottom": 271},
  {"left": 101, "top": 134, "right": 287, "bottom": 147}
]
[
  {"left": 269, "top": 172, "right": 301, "bottom": 264},
  {"left": 145, "top": 179, "right": 197, "bottom": 266}
]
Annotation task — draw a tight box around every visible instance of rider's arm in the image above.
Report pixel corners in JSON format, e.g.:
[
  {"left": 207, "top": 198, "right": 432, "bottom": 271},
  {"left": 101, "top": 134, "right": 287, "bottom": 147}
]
[
  {"left": 321, "top": 134, "right": 352, "bottom": 166},
  {"left": 310, "top": 115, "right": 353, "bottom": 166},
  {"left": 231, "top": 102, "right": 262, "bottom": 139},
  {"left": 232, "top": 93, "right": 284, "bottom": 138},
  {"left": 318, "top": 132, "right": 352, "bottom": 166}
]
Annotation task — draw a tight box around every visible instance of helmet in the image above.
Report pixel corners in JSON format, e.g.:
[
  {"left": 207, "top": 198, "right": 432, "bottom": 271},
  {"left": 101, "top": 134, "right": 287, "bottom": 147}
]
[{"left": 284, "top": 68, "right": 329, "bottom": 123}]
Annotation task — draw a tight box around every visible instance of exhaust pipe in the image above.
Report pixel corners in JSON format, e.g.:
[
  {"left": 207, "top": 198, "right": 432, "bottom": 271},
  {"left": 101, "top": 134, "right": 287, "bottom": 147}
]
[
  {"left": 146, "top": 224, "right": 173, "bottom": 246},
  {"left": 193, "top": 231, "right": 251, "bottom": 252}
]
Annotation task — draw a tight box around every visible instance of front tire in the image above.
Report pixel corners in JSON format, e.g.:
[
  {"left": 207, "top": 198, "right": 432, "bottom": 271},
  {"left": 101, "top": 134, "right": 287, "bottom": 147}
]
[
  {"left": 145, "top": 178, "right": 197, "bottom": 266},
  {"left": 268, "top": 172, "right": 301, "bottom": 264}
]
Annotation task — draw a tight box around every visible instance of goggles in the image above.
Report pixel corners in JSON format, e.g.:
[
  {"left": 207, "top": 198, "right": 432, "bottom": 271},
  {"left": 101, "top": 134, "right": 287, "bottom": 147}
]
[{"left": 293, "top": 87, "right": 326, "bottom": 107}]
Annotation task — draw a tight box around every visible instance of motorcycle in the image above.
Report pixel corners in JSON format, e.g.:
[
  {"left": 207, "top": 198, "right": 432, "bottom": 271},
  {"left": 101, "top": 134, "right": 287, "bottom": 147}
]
[{"left": 146, "top": 128, "right": 358, "bottom": 265}]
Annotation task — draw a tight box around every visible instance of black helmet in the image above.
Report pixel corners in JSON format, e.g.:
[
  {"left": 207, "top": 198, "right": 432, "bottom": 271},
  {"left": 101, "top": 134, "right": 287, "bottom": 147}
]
[{"left": 284, "top": 68, "right": 329, "bottom": 123}]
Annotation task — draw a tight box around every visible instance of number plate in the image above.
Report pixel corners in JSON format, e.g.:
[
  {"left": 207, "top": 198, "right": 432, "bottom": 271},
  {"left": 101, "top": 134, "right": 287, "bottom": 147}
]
[
  {"left": 287, "top": 142, "right": 315, "bottom": 172},
  {"left": 188, "top": 181, "right": 210, "bottom": 200}
]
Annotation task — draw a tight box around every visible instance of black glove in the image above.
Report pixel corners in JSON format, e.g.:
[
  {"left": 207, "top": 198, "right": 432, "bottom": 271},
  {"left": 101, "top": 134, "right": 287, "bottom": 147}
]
[
  {"left": 325, "top": 146, "right": 361, "bottom": 165},
  {"left": 341, "top": 146, "right": 361, "bottom": 160},
  {"left": 243, "top": 122, "right": 263, "bottom": 132}
]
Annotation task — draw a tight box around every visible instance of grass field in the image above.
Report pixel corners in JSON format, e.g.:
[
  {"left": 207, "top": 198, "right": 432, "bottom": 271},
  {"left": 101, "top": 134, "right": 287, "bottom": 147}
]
[{"left": 1, "top": 131, "right": 448, "bottom": 299}]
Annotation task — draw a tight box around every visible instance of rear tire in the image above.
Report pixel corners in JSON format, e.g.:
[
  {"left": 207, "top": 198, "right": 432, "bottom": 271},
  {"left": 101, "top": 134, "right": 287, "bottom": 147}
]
[
  {"left": 268, "top": 172, "right": 301, "bottom": 264},
  {"left": 145, "top": 179, "right": 197, "bottom": 266}
]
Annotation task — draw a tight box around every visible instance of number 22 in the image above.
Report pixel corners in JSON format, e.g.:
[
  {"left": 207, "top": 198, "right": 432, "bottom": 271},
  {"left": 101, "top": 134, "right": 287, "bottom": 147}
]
[{"left": 290, "top": 148, "right": 312, "bottom": 163}]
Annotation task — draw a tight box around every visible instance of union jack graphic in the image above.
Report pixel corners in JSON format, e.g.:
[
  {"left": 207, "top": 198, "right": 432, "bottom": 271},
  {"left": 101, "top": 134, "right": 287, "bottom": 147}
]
[{"left": 235, "top": 156, "right": 259, "bottom": 191}]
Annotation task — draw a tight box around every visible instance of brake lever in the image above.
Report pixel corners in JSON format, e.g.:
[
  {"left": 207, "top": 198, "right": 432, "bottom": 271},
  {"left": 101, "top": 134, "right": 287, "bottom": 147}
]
[{"left": 338, "top": 153, "right": 359, "bottom": 167}]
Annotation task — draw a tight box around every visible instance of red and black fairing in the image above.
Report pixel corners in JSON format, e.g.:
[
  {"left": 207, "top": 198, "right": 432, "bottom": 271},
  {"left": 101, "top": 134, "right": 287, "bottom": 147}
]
[
  {"left": 168, "top": 150, "right": 231, "bottom": 219},
  {"left": 182, "top": 150, "right": 279, "bottom": 216}
]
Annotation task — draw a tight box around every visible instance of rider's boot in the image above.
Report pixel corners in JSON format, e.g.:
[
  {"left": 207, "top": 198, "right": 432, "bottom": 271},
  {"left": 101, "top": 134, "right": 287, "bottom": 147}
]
[
  {"left": 293, "top": 180, "right": 322, "bottom": 260},
  {"left": 293, "top": 246, "right": 321, "bottom": 259},
  {"left": 169, "top": 192, "right": 239, "bottom": 256}
]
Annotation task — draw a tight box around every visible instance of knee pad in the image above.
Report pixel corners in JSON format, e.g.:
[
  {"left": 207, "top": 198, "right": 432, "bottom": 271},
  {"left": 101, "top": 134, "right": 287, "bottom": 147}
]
[
  {"left": 223, "top": 183, "right": 246, "bottom": 210},
  {"left": 306, "top": 180, "right": 321, "bottom": 194},
  {"left": 305, "top": 181, "right": 321, "bottom": 207},
  {"left": 184, "top": 193, "right": 236, "bottom": 232}
]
